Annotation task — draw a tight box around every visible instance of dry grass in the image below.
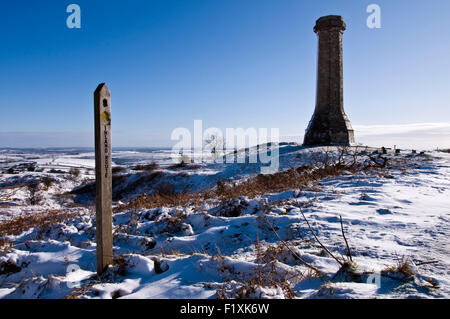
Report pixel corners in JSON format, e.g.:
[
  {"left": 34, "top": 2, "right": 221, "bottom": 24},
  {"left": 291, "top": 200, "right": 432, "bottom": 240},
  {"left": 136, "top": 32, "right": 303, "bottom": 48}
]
[
  {"left": 116, "top": 152, "right": 378, "bottom": 212},
  {"left": 216, "top": 274, "right": 297, "bottom": 299},
  {"left": 215, "top": 237, "right": 304, "bottom": 299},
  {"left": 382, "top": 256, "right": 415, "bottom": 279},
  {"left": 112, "top": 254, "right": 129, "bottom": 277},
  {"left": 0, "top": 209, "right": 83, "bottom": 237},
  {"left": 215, "top": 164, "right": 353, "bottom": 200},
  {"left": 0, "top": 182, "right": 30, "bottom": 191}
]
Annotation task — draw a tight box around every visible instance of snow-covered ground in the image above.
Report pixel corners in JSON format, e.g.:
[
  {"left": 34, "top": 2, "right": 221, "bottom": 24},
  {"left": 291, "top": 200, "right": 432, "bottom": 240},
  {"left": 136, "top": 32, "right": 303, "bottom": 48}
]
[{"left": 0, "top": 146, "right": 449, "bottom": 299}]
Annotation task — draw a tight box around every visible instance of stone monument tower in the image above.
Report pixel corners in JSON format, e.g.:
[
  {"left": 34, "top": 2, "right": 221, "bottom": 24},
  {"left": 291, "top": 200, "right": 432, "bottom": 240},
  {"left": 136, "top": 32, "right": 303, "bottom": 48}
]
[{"left": 303, "top": 15, "right": 355, "bottom": 146}]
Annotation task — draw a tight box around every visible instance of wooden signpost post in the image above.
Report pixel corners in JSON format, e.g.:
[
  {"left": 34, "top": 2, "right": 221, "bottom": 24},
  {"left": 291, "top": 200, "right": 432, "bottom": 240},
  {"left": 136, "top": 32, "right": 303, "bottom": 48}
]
[{"left": 94, "top": 83, "right": 113, "bottom": 275}]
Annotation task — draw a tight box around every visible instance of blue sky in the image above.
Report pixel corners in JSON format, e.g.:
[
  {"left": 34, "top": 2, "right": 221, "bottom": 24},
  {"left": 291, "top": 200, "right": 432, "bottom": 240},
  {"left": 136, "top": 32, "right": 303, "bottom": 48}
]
[{"left": 1, "top": 0, "right": 449, "bottom": 148}]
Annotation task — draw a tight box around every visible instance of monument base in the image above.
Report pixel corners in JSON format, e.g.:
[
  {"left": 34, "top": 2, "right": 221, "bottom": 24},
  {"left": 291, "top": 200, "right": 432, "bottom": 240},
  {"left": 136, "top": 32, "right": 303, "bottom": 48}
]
[{"left": 303, "top": 110, "right": 355, "bottom": 146}]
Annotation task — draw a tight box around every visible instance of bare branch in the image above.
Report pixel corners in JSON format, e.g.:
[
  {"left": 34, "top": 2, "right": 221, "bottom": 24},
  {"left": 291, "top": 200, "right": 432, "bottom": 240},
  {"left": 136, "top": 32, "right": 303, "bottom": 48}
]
[
  {"left": 340, "top": 215, "right": 353, "bottom": 262},
  {"left": 300, "top": 209, "right": 344, "bottom": 266},
  {"left": 264, "top": 217, "right": 322, "bottom": 274},
  {"left": 414, "top": 260, "right": 439, "bottom": 266}
]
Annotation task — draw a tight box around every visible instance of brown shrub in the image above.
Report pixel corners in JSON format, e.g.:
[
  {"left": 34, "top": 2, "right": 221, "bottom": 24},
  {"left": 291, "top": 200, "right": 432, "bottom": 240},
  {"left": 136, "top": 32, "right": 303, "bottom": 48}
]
[
  {"left": 41, "top": 176, "right": 54, "bottom": 190},
  {"left": 0, "top": 238, "right": 13, "bottom": 257},
  {"left": 69, "top": 168, "right": 81, "bottom": 178}
]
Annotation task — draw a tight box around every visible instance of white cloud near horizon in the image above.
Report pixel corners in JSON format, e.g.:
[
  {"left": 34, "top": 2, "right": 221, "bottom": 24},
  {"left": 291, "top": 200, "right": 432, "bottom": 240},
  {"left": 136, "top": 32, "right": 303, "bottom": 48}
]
[
  {"left": 284, "top": 122, "right": 450, "bottom": 150},
  {"left": 352, "top": 122, "right": 450, "bottom": 150},
  {"left": 353, "top": 122, "right": 450, "bottom": 136},
  {"left": 1, "top": 122, "right": 450, "bottom": 150}
]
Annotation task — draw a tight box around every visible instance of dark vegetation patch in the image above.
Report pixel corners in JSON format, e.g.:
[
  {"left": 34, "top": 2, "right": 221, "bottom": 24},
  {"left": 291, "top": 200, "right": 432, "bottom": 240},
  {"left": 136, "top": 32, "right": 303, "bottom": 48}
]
[
  {"left": 41, "top": 176, "right": 54, "bottom": 189},
  {"left": 26, "top": 182, "right": 42, "bottom": 205},
  {"left": 70, "top": 171, "right": 166, "bottom": 202},
  {"left": 215, "top": 198, "right": 249, "bottom": 217},
  {"left": 0, "top": 175, "right": 55, "bottom": 192},
  {"left": 167, "top": 158, "right": 201, "bottom": 170},
  {"left": 152, "top": 257, "right": 170, "bottom": 274},
  {"left": 0, "top": 260, "right": 22, "bottom": 275},
  {"left": 48, "top": 169, "right": 65, "bottom": 174},
  {"left": 0, "top": 182, "right": 31, "bottom": 191},
  {"left": 112, "top": 166, "right": 127, "bottom": 174},
  {"left": 4, "top": 163, "right": 37, "bottom": 174},
  {"left": 132, "top": 162, "right": 159, "bottom": 172},
  {"left": 168, "top": 161, "right": 188, "bottom": 169}
]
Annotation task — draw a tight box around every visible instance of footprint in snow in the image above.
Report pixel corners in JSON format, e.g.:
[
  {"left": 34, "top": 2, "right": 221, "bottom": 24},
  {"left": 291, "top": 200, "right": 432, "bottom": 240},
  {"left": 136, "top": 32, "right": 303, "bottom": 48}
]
[
  {"left": 396, "top": 199, "right": 413, "bottom": 204},
  {"left": 377, "top": 208, "right": 393, "bottom": 215}
]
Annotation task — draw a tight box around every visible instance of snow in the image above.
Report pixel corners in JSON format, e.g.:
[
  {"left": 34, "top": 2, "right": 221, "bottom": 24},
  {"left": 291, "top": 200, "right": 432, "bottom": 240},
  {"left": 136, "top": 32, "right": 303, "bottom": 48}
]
[{"left": 0, "top": 146, "right": 449, "bottom": 299}]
